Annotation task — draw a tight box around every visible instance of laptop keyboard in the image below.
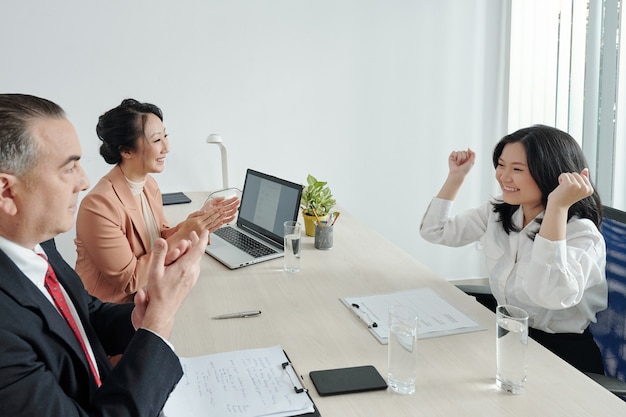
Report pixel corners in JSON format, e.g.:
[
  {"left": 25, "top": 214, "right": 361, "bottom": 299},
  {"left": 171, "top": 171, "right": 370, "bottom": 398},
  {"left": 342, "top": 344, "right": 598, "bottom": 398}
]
[{"left": 214, "top": 227, "right": 278, "bottom": 258}]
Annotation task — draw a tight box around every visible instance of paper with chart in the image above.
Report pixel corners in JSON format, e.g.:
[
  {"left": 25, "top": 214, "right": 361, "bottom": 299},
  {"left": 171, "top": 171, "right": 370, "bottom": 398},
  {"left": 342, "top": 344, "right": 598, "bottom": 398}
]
[
  {"left": 163, "top": 344, "right": 314, "bottom": 417},
  {"left": 341, "top": 288, "right": 485, "bottom": 344}
]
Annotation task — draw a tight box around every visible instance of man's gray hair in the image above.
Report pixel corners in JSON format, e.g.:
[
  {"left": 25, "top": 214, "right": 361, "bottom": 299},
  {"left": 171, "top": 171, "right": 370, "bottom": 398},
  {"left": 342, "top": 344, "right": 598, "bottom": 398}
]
[{"left": 0, "top": 94, "right": 66, "bottom": 176}]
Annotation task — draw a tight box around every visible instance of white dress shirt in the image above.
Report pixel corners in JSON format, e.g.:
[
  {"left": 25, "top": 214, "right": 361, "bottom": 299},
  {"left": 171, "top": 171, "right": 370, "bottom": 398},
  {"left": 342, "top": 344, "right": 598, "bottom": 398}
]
[{"left": 420, "top": 197, "right": 607, "bottom": 333}]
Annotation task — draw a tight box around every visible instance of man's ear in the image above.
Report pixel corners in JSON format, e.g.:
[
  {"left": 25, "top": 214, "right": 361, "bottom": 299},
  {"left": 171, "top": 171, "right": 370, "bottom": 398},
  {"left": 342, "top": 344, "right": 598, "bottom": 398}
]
[{"left": 0, "top": 174, "right": 18, "bottom": 216}]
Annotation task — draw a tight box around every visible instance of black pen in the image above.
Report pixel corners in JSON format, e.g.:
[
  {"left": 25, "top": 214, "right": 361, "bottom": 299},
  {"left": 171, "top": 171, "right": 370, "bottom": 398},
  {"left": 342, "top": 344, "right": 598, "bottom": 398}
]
[
  {"left": 211, "top": 310, "right": 262, "bottom": 319},
  {"left": 350, "top": 303, "right": 378, "bottom": 328}
]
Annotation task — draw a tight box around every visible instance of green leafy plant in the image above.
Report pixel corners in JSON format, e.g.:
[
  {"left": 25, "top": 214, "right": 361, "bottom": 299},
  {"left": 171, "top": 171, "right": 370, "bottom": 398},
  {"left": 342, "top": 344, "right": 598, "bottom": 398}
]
[{"left": 300, "top": 174, "right": 336, "bottom": 217}]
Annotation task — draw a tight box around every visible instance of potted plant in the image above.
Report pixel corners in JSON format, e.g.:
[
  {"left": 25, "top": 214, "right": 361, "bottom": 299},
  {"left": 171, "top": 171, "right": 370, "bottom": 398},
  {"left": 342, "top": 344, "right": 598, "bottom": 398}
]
[{"left": 300, "top": 174, "right": 336, "bottom": 236}]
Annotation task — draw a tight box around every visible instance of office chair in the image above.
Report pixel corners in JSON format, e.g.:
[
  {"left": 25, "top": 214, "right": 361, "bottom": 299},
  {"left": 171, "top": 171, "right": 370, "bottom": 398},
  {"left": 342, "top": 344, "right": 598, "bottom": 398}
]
[
  {"left": 455, "top": 282, "right": 497, "bottom": 312},
  {"left": 587, "top": 206, "right": 626, "bottom": 396},
  {"left": 455, "top": 205, "right": 626, "bottom": 397}
]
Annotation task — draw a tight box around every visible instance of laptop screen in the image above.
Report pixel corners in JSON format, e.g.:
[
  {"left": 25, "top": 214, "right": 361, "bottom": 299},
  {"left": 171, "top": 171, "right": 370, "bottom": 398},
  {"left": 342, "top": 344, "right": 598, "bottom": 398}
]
[{"left": 237, "top": 169, "right": 303, "bottom": 244}]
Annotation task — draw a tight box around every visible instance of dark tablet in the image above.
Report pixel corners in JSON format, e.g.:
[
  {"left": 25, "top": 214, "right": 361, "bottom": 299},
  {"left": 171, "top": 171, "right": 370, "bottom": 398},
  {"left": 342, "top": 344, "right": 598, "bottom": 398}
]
[
  {"left": 162, "top": 192, "right": 191, "bottom": 205},
  {"left": 309, "top": 365, "right": 387, "bottom": 396}
]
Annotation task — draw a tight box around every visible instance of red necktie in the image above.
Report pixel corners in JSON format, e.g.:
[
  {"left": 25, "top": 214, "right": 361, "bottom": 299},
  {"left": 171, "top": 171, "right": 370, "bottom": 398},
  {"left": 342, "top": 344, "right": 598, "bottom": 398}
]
[{"left": 40, "top": 255, "right": 102, "bottom": 387}]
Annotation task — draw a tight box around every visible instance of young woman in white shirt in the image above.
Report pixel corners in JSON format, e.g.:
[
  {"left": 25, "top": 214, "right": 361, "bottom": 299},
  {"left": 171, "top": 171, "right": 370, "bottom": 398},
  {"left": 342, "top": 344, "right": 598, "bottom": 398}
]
[{"left": 420, "top": 124, "right": 607, "bottom": 374}]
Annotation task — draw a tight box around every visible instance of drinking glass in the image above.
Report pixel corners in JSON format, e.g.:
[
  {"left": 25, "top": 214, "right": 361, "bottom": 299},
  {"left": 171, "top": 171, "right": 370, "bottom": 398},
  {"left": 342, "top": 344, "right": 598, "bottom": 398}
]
[
  {"left": 387, "top": 305, "right": 418, "bottom": 395},
  {"left": 283, "top": 221, "right": 301, "bottom": 272},
  {"left": 496, "top": 304, "right": 529, "bottom": 394}
]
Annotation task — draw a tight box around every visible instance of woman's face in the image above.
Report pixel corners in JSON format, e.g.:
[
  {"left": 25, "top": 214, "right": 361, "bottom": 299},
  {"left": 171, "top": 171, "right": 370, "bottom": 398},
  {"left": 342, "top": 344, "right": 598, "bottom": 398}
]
[
  {"left": 495, "top": 141, "right": 543, "bottom": 217},
  {"left": 128, "top": 113, "right": 169, "bottom": 176}
]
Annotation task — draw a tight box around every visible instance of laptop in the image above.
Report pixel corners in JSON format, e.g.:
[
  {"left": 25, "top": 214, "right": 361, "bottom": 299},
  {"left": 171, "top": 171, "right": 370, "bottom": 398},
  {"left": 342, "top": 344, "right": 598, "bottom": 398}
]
[{"left": 205, "top": 169, "right": 303, "bottom": 269}]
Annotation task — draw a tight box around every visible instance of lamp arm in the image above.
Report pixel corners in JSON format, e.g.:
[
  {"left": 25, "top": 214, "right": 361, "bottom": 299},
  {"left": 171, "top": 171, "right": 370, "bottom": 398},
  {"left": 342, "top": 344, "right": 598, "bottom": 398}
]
[
  {"left": 207, "top": 134, "right": 230, "bottom": 189},
  {"left": 218, "top": 143, "right": 229, "bottom": 189}
]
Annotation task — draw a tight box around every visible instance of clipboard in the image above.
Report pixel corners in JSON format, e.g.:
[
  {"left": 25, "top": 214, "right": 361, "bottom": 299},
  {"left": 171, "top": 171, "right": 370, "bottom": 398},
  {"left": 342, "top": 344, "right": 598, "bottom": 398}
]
[
  {"left": 164, "top": 345, "right": 320, "bottom": 417},
  {"left": 283, "top": 350, "right": 322, "bottom": 417},
  {"left": 340, "top": 287, "right": 485, "bottom": 344},
  {"left": 293, "top": 399, "right": 321, "bottom": 417}
]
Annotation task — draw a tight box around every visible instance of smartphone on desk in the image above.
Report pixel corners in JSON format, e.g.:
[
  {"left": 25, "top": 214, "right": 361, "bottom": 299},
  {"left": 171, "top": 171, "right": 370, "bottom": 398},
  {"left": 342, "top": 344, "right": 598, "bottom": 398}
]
[{"left": 309, "top": 365, "right": 387, "bottom": 396}]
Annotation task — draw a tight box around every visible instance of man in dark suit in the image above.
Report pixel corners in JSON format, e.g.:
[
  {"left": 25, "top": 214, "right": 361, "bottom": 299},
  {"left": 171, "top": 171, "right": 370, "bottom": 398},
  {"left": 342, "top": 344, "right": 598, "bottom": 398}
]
[{"left": 0, "top": 93, "right": 209, "bottom": 416}]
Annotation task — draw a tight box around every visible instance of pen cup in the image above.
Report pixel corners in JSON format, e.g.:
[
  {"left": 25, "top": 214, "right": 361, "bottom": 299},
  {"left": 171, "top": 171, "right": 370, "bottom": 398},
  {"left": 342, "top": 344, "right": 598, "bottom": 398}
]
[
  {"left": 314, "top": 223, "right": 333, "bottom": 250},
  {"left": 284, "top": 221, "right": 301, "bottom": 273},
  {"left": 387, "top": 305, "right": 418, "bottom": 395}
]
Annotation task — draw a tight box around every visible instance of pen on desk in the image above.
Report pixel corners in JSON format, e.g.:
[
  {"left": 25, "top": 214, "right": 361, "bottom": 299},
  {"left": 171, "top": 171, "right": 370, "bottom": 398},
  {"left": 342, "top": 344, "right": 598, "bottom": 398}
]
[
  {"left": 350, "top": 303, "right": 378, "bottom": 328},
  {"left": 211, "top": 310, "right": 262, "bottom": 319}
]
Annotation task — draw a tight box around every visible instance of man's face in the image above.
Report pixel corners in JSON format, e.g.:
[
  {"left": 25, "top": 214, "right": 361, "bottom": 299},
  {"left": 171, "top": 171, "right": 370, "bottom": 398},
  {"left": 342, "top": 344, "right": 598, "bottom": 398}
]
[{"left": 14, "top": 117, "right": 90, "bottom": 246}]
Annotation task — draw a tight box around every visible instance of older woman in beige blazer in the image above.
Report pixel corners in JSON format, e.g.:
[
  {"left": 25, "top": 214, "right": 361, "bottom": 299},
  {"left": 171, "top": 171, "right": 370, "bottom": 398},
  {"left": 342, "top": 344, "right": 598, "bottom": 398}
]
[{"left": 75, "top": 99, "right": 238, "bottom": 303}]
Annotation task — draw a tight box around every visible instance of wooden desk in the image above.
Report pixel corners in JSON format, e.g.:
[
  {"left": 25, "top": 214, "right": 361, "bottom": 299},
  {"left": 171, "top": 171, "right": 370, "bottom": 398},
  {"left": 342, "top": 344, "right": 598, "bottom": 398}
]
[{"left": 166, "top": 193, "right": 626, "bottom": 416}]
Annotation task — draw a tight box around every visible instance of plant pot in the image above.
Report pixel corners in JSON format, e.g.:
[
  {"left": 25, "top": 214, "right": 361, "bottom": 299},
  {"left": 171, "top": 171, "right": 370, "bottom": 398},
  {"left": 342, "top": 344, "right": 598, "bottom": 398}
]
[{"left": 302, "top": 211, "right": 328, "bottom": 236}]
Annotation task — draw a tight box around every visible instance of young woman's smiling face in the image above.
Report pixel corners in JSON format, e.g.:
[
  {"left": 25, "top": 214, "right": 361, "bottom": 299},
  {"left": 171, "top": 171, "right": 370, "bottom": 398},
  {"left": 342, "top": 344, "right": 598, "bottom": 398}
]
[{"left": 495, "top": 141, "right": 543, "bottom": 221}]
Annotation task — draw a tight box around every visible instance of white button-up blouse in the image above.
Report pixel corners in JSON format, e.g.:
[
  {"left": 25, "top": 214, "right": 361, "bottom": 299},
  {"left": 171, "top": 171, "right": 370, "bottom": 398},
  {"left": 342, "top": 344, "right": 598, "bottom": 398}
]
[{"left": 420, "top": 197, "right": 607, "bottom": 333}]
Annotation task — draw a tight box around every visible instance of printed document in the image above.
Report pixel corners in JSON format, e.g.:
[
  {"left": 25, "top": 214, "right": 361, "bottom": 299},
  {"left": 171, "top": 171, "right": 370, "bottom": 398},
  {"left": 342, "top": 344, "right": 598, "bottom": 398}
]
[{"left": 341, "top": 287, "right": 485, "bottom": 344}]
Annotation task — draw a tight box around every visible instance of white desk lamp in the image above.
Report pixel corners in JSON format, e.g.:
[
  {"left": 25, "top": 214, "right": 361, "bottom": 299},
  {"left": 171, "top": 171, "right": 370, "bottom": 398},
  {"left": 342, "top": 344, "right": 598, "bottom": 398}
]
[{"left": 206, "top": 133, "right": 229, "bottom": 189}]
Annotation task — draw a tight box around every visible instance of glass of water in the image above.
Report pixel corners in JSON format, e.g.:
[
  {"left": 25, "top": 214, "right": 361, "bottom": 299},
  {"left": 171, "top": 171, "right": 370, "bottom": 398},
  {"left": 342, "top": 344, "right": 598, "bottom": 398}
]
[
  {"left": 388, "top": 305, "right": 419, "bottom": 395},
  {"left": 283, "top": 221, "right": 301, "bottom": 272},
  {"left": 496, "top": 304, "right": 529, "bottom": 394}
]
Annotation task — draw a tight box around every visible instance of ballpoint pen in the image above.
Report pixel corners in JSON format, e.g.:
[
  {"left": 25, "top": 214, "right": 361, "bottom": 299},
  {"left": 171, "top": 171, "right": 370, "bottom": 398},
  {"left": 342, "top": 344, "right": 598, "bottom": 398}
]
[
  {"left": 350, "top": 303, "right": 378, "bottom": 328},
  {"left": 211, "top": 310, "right": 262, "bottom": 319}
]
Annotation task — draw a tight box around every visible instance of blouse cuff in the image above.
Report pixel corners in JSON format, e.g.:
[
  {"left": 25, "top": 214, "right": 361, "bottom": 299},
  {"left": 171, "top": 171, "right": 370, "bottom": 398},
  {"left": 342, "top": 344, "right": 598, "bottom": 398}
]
[{"left": 532, "top": 233, "right": 567, "bottom": 265}]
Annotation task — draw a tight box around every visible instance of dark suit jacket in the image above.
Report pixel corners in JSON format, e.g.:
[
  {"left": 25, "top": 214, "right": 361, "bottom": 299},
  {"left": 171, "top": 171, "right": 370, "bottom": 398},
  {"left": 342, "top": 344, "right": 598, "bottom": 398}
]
[{"left": 0, "top": 239, "right": 183, "bottom": 416}]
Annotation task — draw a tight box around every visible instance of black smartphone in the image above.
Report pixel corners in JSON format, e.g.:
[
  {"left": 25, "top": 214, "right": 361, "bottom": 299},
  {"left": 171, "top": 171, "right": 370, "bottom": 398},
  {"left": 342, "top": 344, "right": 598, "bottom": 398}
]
[
  {"left": 161, "top": 192, "right": 191, "bottom": 205},
  {"left": 309, "top": 365, "right": 388, "bottom": 396}
]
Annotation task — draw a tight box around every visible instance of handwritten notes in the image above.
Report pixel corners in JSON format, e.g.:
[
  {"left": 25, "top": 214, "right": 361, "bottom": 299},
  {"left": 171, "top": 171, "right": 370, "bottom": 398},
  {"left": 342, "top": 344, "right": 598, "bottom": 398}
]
[{"left": 163, "top": 345, "right": 314, "bottom": 417}]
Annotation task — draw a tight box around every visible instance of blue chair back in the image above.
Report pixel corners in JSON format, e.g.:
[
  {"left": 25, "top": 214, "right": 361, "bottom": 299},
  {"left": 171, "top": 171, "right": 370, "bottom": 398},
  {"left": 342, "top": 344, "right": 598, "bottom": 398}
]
[{"left": 590, "top": 206, "right": 626, "bottom": 382}]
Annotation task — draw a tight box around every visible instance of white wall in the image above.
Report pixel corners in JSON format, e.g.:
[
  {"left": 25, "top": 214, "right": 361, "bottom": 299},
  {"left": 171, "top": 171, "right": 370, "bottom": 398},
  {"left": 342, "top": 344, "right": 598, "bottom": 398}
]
[{"left": 0, "top": 0, "right": 510, "bottom": 280}]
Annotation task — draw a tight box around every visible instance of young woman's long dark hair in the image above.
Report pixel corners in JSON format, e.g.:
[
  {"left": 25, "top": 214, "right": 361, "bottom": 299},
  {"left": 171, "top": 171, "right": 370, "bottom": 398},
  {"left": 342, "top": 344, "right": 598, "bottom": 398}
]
[{"left": 491, "top": 125, "right": 602, "bottom": 236}]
